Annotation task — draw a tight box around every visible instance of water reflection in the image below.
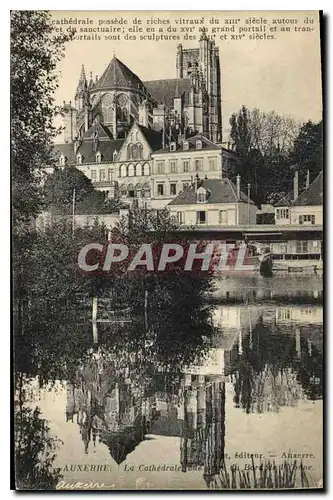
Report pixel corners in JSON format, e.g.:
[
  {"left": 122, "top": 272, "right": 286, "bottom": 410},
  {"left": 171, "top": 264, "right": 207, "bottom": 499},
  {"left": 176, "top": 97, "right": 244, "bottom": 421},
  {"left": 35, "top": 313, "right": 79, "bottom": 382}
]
[{"left": 15, "top": 278, "right": 323, "bottom": 489}]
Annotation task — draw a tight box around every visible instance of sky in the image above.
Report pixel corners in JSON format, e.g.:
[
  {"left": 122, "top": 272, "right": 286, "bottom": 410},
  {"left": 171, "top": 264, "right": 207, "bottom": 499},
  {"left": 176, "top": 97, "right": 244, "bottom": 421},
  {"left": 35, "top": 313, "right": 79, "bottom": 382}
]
[{"left": 51, "top": 10, "right": 323, "bottom": 140}]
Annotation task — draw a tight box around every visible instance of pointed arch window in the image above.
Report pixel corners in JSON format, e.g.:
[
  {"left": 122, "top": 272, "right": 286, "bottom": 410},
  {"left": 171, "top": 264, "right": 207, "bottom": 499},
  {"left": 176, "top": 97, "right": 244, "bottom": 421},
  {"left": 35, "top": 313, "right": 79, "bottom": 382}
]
[
  {"left": 127, "top": 183, "right": 135, "bottom": 198},
  {"left": 136, "top": 183, "right": 142, "bottom": 198},
  {"left": 59, "top": 154, "right": 66, "bottom": 166},
  {"left": 128, "top": 164, "right": 134, "bottom": 177},
  {"left": 136, "top": 164, "right": 142, "bottom": 177},
  {"left": 96, "top": 151, "right": 102, "bottom": 163},
  {"left": 120, "top": 164, "right": 127, "bottom": 177},
  {"left": 113, "top": 150, "right": 118, "bottom": 162},
  {"left": 127, "top": 144, "right": 133, "bottom": 160},
  {"left": 136, "top": 143, "right": 143, "bottom": 160},
  {"left": 76, "top": 153, "right": 83, "bottom": 164},
  {"left": 120, "top": 184, "right": 127, "bottom": 197},
  {"left": 142, "top": 183, "right": 151, "bottom": 198},
  {"left": 143, "top": 163, "right": 150, "bottom": 176}
]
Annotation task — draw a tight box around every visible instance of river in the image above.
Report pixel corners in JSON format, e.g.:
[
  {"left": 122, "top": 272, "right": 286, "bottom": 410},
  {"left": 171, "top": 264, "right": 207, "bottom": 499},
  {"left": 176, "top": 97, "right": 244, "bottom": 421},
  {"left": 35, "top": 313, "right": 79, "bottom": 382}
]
[{"left": 16, "top": 275, "right": 323, "bottom": 490}]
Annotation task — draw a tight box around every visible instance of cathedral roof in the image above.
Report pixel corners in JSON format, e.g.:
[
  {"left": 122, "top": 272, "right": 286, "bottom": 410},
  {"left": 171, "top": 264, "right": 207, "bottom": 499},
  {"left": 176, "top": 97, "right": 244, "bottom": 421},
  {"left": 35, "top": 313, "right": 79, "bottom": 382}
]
[
  {"left": 93, "top": 56, "right": 147, "bottom": 92},
  {"left": 144, "top": 78, "right": 191, "bottom": 107}
]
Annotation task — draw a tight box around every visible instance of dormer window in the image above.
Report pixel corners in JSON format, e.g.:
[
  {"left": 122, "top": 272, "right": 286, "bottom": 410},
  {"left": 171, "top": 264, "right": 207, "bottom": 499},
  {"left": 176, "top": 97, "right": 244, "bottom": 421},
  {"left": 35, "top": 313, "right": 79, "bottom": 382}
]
[
  {"left": 197, "top": 186, "right": 207, "bottom": 203},
  {"left": 183, "top": 141, "right": 189, "bottom": 151},
  {"left": 76, "top": 153, "right": 83, "bottom": 164},
  {"left": 170, "top": 142, "right": 176, "bottom": 152},
  {"left": 113, "top": 150, "right": 118, "bottom": 162},
  {"left": 196, "top": 140, "right": 202, "bottom": 150},
  {"left": 96, "top": 151, "right": 102, "bottom": 163}
]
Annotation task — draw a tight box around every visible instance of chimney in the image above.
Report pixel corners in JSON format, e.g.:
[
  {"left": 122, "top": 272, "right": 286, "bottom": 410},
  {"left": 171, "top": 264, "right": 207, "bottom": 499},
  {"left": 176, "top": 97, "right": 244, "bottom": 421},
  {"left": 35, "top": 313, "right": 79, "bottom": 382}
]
[
  {"left": 306, "top": 170, "right": 310, "bottom": 189},
  {"left": 293, "top": 171, "right": 299, "bottom": 201},
  {"left": 236, "top": 174, "right": 241, "bottom": 199}
]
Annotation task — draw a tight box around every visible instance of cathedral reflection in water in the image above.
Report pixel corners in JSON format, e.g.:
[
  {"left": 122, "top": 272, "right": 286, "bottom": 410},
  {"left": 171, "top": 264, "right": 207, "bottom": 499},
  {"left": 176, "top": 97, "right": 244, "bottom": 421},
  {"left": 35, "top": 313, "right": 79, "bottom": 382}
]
[{"left": 65, "top": 303, "right": 323, "bottom": 483}]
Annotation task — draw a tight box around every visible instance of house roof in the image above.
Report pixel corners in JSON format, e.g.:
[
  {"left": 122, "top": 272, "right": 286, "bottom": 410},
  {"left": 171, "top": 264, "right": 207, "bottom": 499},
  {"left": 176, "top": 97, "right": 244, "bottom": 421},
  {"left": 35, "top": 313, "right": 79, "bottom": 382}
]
[
  {"left": 143, "top": 78, "right": 191, "bottom": 107},
  {"left": 292, "top": 171, "right": 323, "bottom": 206},
  {"left": 168, "top": 178, "right": 255, "bottom": 206},
  {"left": 83, "top": 122, "right": 113, "bottom": 141},
  {"left": 136, "top": 123, "right": 163, "bottom": 151},
  {"left": 153, "top": 134, "right": 221, "bottom": 155},
  {"left": 53, "top": 138, "right": 124, "bottom": 164},
  {"left": 92, "top": 56, "right": 147, "bottom": 92}
]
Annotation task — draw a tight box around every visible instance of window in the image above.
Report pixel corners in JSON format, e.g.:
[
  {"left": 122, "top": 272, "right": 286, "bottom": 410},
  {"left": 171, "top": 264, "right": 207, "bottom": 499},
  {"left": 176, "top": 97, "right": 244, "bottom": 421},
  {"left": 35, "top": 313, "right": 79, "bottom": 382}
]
[
  {"left": 177, "top": 211, "right": 184, "bottom": 225},
  {"left": 99, "top": 169, "right": 105, "bottom": 182},
  {"left": 170, "top": 142, "right": 176, "bottom": 152},
  {"left": 91, "top": 170, "right": 97, "bottom": 182},
  {"left": 128, "top": 164, "right": 134, "bottom": 176},
  {"left": 157, "top": 184, "right": 164, "bottom": 196},
  {"left": 127, "top": 184, "right": 135, "bottom": 198},
  {"left": 108, "top": 168, "right": 113, "bottom": 182},
  {"left": 296, "top": 241, "right": 309, "bottom": 253},
  {"left": 209, "top": 157, "right": 217, "bottom": 171},
  {"left": 136, "top": 184, "right": 142, "bottom": 197},
  {"left": 136, "top": 164, "right": 142, "bottom": 176},
  {"left": 96, "top": 152, "right": 102, "bottom": 163},
  {"left": 197, "top": 211, "right": 206, "bottom": 224},
  {"left": 113, "top": 150, "right": 118, "bottom": 162},
  {"left": 195, "top": 159, "right": 203, "bottom": 172},
  {"left": 156, "top": 161, "right": 165, "bottom": 174},
  {"left": 170, "top": 161, "right": 177, "bottom": 174},
  {"left": 183, "top": 141, "right": 189, "bottom": 150},
  {"left": 299, "top": 214, "right": 315, "bottom": 225},
  {"left": 219, "top": 210, "right": 227, "bottom": 224},
  {"left": 170, "top": 183, "right": 177, "bottom": 196},
  {"left": 196, "top": 140, "right": 202, "bottom": 150},
  {"left": 280, "top": 243, "right": 287, "bottom": 253},
  {"left": 76, "top": 153, "right": 82, "bottom": 164},
  {"left": 143, "top": 183, "right": 151, "bottom": 198},
  {"left": 133, "top": 143, "right": 143, "bottom": 160},
  {"left": 127, "top": 144, "right": 133, "bottom": 160},
  {"left": 183, "top": 160, "right": 189, "bottom": 173},
  {"left": 120, "top": 164, "right": 127, "bottom": 177},
  {"left": 276, "top": 208, "right": 289, "bottom": 220},
  {"left": 143, "top": 163, "right": 150, "bottom": 176},
  {"left": 59, "top": 154, "right": 65, "bottom": 166}
]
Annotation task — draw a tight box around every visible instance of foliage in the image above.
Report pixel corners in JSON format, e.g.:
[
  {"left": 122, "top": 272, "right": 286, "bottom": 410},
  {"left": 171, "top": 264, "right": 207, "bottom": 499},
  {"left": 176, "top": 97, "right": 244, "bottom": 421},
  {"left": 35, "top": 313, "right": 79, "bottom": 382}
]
[
  {"left": 42, "top": 166, "right": 114, "bottom": 215},
  {"left": 289, "top": 120, "right": 323, "bottom": 180},
  {"left": 14, "top": 377, "right": 63, "bottom": 490},
  {"left": 11, "top": 10, "right": 72, "bottom": 233},
  {"left": 229, "top": 106, "right": 301, "bottom": 203}
]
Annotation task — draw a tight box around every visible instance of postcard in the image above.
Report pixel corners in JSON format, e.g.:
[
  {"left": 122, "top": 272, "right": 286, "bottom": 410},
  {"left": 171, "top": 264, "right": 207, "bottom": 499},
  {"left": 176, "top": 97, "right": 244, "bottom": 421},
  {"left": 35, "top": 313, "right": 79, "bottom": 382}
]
[{"left": 12, "top": 10, "right": 323, "bottom": 490}]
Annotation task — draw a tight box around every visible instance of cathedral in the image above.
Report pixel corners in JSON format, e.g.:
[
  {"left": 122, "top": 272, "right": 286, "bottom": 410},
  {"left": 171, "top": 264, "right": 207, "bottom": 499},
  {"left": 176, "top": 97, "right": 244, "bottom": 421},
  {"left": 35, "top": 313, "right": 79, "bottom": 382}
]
[{"left": 61, "top": 29, "right": 222, "bottom": 145}]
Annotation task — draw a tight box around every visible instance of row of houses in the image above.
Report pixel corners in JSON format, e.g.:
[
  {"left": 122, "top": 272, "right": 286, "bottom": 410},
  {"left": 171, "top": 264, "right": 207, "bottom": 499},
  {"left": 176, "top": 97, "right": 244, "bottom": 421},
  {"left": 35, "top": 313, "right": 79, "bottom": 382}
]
[{"left": 48, "top": 120, "right": 323, "bottom": 229}]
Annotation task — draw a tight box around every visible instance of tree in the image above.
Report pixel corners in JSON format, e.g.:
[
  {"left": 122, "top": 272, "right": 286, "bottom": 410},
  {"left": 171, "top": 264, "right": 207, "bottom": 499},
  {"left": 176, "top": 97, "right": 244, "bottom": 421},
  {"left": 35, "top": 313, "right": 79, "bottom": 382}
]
[
  {"left": 11, "top": 11, "right": 72, "bottom": 232},
  {"left": 290, "top": 120, "right": 323, "bottom": 180},
  {"left": 229, "top": 106, "right": 300, "bottom": 203},
  {"left": 42, "top": 166, "right": 111, "bottom": 215}
]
